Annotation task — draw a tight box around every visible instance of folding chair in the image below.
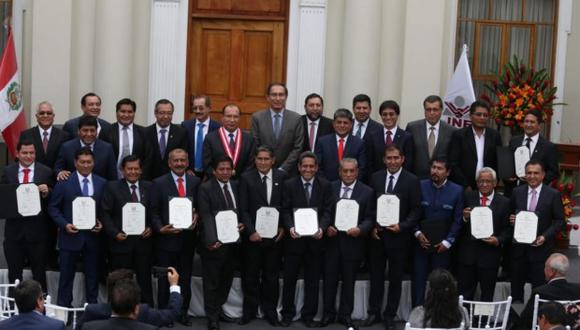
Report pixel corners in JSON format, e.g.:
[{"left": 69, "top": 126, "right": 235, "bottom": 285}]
[
  {"left": 531, "top": 294, "right": 580, "bottom": 330},
  {"left": 44, "top": 295, "right": 87, "bottom": 330},
  {"left": 0, "top": 279, "right": 20, "bottom": 320},
  {"left": 404, "top": 321, "right": 465, "bottom": 330},
  {"left": 459, "top": 295, "right": 512, "bottom": 330}
]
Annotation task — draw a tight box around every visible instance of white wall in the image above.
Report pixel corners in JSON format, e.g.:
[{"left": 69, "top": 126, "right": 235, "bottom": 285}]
[{"left": 561, "top": 2, "right": 580, "bottom": 144}]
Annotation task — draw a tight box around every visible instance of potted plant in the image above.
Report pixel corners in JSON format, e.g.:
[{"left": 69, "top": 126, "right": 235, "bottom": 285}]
[{"left": 551, "top": 170, "right": 579, "bottom": 249}]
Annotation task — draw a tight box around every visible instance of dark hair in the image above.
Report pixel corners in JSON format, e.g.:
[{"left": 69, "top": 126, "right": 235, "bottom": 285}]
[
  {"left": 299, "top": 151, "right": 318, "bottom": 166},
  {"left": 14, "top": 280, "right": 43, "bottom": 313},
  {"left": 525, "top": 159, "right": 545, "bottom": 172},
  {"left": 191, "top": 94, "right": 211, "bottom": 108},
  {"left": 333, "top": 108, "right": 354, "bottom": 121},
  {"left": 526, "top": 109, "right": 544, "bottom": 123},
  {"left": 469, "top": 100, "right": 490, "bottom": 114},
  {"left": 384, "top": 144, "right": 403, "bottom": 157},
  {"left": 17, "top": 140, "right": 35, "bottom": 152},
  {"left": 304, "top": 93, "right": 324, "bottom": 106},
  {"left": 78, "top": 115, "right": 98, "bottom": 129},
  {"left": 255, "top": 145, "right": 274, "bottom": 158},
  {"left": 81, "top": 92, "right": 101, "bottom": 106},
  {"left": 106, "top": 269, "right": 135, "bottom": 301},
  {"left": 75, "top": 147, "right": 94, "bottom": 160},
  {"left": 266, "top": 82, "right": 288, "bottom": 96},
  {"left": 423, "top": 95, "right": 443, "bottom": 109},
  {"left": 379, "top": 100, "right": 400, "bottom": 115},
  {"left": 423, "top": 269, "right": 462, "bottom": 328},
  {"left": 430, "top": 157, "right": 449, "bottom": 170},
  {"left": 121, "top": 155, "right": 141, "bottom": 169},
  {"left": 352, "top": 94, "right": 371, "bottom": 108},
  {"left": 116, "top": 98, "right": 136, "bottom": 113},
  {"left": 155, "top": 99, "right": 174, "bottom": 112},
  {"left": 212, "top": 155, "right": 234, "bottom": 170},
  {"left": 221, "top": 103, "right": 240, "bottom": 115},
  {"left": 110, "top": 279, "right": 141, "bottom": 316},
  {"left": 538, "top": 301, "right": 567, "bottom": 326}
]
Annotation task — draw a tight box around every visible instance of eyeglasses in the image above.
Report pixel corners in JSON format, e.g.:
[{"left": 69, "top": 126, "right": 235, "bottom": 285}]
[
  {"left": 268, "top": 93, "right": 286, "bottom": 97},
  {"left": 37, "top": 112, "right": 54, "bottom": 116},
  {"left": 477, "top": 179, "right": 495, "bottom": 185},
  {"left": 472, "top": 112, "right": 489, "bottom": 118}
]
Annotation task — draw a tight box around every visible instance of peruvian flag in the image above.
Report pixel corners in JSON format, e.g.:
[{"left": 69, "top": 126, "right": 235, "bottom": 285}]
[
  {"left": 0, "top": 26, "right": 27, "bottom": 159},
  {"left": 442, "top": 44, "right": 476, "bottom": 128}
]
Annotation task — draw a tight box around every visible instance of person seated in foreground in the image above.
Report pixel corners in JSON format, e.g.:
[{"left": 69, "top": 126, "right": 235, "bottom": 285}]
[{"left": 537, "top": 302, "right": 568, "bottom": 330}]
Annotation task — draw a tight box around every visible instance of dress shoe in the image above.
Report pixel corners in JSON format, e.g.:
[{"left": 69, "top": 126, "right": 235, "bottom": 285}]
[
  {"left": 338, "top": 316, "right": 355, "bottom": 328},
  {"left": 207, "top": 320, "right": 220, "bottom": 330},
  {"left": 320, "top": 314, "right": 335, "bottom": 327},
  {"left": 165, "top": 321, "right": 174, "bottom": 328},
  {"left": 361, "top": 314, "right": 380, "bottom": 327},
  {"left": 179, "top": 314, "right": 192, "bottom": 326},
  {"left": 280, "top": 318, "right": 292, "bottom": 327},
  {"left": 219, "top": 312, "right": 237, "bottom": 323},
  {"left": 266, "top": 315, "right": 281, "bottom": 327},
  {"left": 302, "top": 319, "right": 320, "bottom": 328},
  {"left": 383, "top": 317, "right": 395, "bottom": 330},
  {"left": 238, "top": 315, "right": 253, "bottom": 325}
]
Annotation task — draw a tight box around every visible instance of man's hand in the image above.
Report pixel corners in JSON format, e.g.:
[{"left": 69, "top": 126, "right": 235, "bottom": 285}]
[
  {"left": 482, "top": 236, "right": 499, "bottom": 247},
  {"left": 326, "top": 226, "right": 338, "bottom": 238},
  {"left": 463, "top": 207, "right": 471, "bottom": 221},
  {"left": 509, "top": 214, "right": 516, "bottom": 225},
  {"left": 347, "top": 227, "right": 361, "bottom": 238},
  {"left": 274, "top": 228, "right": 285, "bottom": 242},
  {"left": 57, "top": 171, "right": 71, "bottom": 181},
  {"left": 65, "top": 223, "right": 79, "bottom": 234},
  {"left": 371, "top": 227, "right": 381, "bottom": 240},
  {"left": 533, "top": 235, "right": 546, "bottom": 247},
  {"left": 237, "top": 223, "right": 245, "bottom": 232},
  {"left": 386, "top": 224, "right": 400, "bottom": 233},
  {"left": 160, "top": 224, "right": 181, "bottom": 235},
  {"left": 186, "top": 169, "right": 195, "bottom": 176},
  {"left": 141, "top": 227, "right": 152, "bottom": 239},
  {"left": 190, "top": 212, "right": 199, "bottom": 230},
  {"left": 290, "top": 227, "right": 300, "bottom": 239},
  {"left": 37, "top": 184, "right": 50, "bottom": 197},
  {"left": 167, "top": 266, "right": 179, "bottom": 286},
  {"left": 92, "top": 220, "right": 103, "bottom": 233},
  {"left": 249, "top": 232, "right": 262, "bottom": 242},
  {"left": 115, "top": 232, "right": 127, "bottom": 241},
  {"left": 207, "top": 241, "right": 222, "bottom": 251},
  {"left": 313, "top": 228, "right": 323, "bottom": 240},
  {"left": 434, "top": 243, "right": 448, "bottom": 253},
  {"left": 417, "top": 233, "right": 430, "bottom": 249}
]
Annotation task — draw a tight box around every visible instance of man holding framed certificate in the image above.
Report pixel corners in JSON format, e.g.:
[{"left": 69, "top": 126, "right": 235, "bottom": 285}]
[
  {"left": 509, "top": 160, "right": 564, "bottom": 303},
  {"left": 48, "top": 147, "right": 104, "bottom": 307}
]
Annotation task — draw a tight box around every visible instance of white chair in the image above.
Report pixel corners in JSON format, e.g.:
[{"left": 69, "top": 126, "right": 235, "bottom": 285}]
[
  {"left": 531, "top": 294, "right": 580, "bottom": 330},
  {"left": 44, "top": 295, "right": 87, "bottom": 330},
  {"left": 0, "top": 279, "right": 20, "bottom": 320},
  {"left": 404, "top": 321, "right": 465, "bottom": 330},
  {"left": 459, "top": 295, "right": 512, "bottom": 330}
]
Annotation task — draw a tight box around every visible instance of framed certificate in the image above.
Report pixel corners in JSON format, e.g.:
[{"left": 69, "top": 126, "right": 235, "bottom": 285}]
[
  {"left": 169, "top": 197, "right": 192, "bottom": 229},
  {"left": 16, "top": 184, "right": 41, "bottom": 217},
  {"left": 122, "top": 203, "right": 145, "bottom": 235},
  {"left": 514, "top": 211, "right": 538, "bottom": 244},
  {"left": 377, "top": 194, "right": 399, "bottom": 226},
  {"left": 514, "top": 146, "right": 530, "bottom": 178},
  {"left": 72, "top": 197, "right": 96, "bottom": 230},
  {"left": 470, "top": 206, "right": 493, "bottom": 239},
  {"left": 215, "top": 210, "right": 239, "bottom": 244},
  {"left": 335, "top": 199, "right": 359, "bottom": 231},
  {"left": 255, "top": 207, "right": 279, "bottom": 239},
  {"left": 294, "top": 208, "right": 318, "bottom": 236}
]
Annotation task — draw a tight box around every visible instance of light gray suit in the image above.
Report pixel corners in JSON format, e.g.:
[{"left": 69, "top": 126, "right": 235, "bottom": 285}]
[
  {"left": 251, "top": 108, "right": 304, "bottom": 174},
  {"left": 405, "top": 119, "right": 456, "bottom": 179}
]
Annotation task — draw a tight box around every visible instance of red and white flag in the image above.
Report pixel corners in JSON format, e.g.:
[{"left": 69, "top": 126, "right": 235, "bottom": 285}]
[
  {"left": 442, "top": 44, "right": 476, "bottom": 128},
  {"left": 0, "top": 26, "right": 27, "bottom": 158}
]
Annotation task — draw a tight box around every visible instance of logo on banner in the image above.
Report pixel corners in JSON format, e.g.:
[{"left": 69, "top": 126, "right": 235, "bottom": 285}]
[
  {"left": 6, "top": 81, "right": 22, "bottom": 111},
  {"left": 444, "top": 95, "right": 472, "bottom": 127}
]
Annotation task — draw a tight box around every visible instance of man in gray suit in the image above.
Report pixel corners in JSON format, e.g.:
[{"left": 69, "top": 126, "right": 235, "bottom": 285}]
[
  {"left": 251, "top": 83, "right": 304, "bottom": 174},
  {"left": 405, "top": 95, "right": 456, "bottom": 179}
]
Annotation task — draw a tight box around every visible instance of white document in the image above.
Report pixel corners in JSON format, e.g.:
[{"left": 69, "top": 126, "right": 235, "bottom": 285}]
[
  {"left": 377, "top": 194, "right": 400, "bottom": 226},
  {"left": 216, "top": 210, "right": 239, "bottom": 244},
  {"left": 169, "top": 197, "right": 192, "bottom": 229},
  {"left": 72, "top": 197, "right": 96, "bottom": 230},
  {"left": 294, "top": 208, "right": 318, "bottom": 236},
  {"left": 514, "top": 146, "right": 531, "bottom": 178},
  {"left": 514, "top": 211, "right": 538, "bottom": 244},
  {"left": 470, "top": 206, "right": 494, "bottom": 239},
  {"left": 255, "top": 207, "right": 279, "bottom": 239},
  {"left": 16, "top": 184, "right": 41, "bottom": 217},
  {"left": 335, "top": 199, "right": 359, "bottom": 231},
  {"left": 122, "top": 203, "right": 146, "bottom": 235}
]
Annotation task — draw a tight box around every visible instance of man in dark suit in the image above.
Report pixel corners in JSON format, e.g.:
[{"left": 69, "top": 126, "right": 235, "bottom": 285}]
[
  {"left": 537, "top": 302, "right": 569, "bottom": 330},
  {"left": 448, "top": 100, "right": 502, "bottom": 190},
  {"left": 315, "top": 108, "right": 367, "bottom": 181},
  {"left": 251, "top": 83, "right": 304, "bottom": 174},
  {"left": 145, "top": 99, "right": 188, "bottom": 179},
  {"left": 365, "top": 100, "right": 414, "bottom": 174},
  {"left": 405, "top": 95, "right": 457, "bottom": 179},
  {"left": 238, "top": 146, "right": 286, "bottom": 326},
  {"left": 182, "top": 94, "right": 221, "bottom": 177},
  {"left": 203, "top": 103, "right": 255, "bottom": 179},
  {"left": 55, "top": 115, "right": 117, "bottom": 181},
  {"left": 280, "top": 151, "right": 333, "bottom": 328},
  {"left": 363, "top": 145, "right": 422, "bottom": 328},
  {"left": 321, "top": 158, "right": 374, "bottom": 328},
  {"left": 352, "top": 94, "right": 382, "bottom": 140},
  {"left": 301, "top": 93, "right": 334, "bottom": 151},
  {"left": 62, "top": 92, "right": 111, "bottom": 139},
  {"left": 0, "top": 280, "right": 65, "bottom": 330},
  {"left": 1, "top": 140, "right": 53, "bottom": 291},
  {"left": 456, "top": 167, "right": 510, "bottom": 301},
  {"left": 509, "top": 160, "right": 564, "bottom": 302},
  {"left": 198, "top": 156, "right": 244, "bottom": 330},
  {"left": 101, "top": 155, "right": 154, "bottom": 305},
  {"left": 48, "top": 147, "right": 105, "bottom": 307},
  {"left": 150, "top": 148, "right": 200, "bottom": 326}
]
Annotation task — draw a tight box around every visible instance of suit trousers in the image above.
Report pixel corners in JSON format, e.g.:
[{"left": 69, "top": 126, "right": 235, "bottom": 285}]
[
  {"left": 58, "top": 248, "right": 99, "bottom": 307},
  {"left": 109, "top": 245, "right": 154, "bottom": 306},
  {"left": 4, "top": 238, "right": 47, "bottom": 291},
  {"left": 457, "top": 263, "right": 498, "bottom": 301},
  {"left": 200, "top": 245, "right": 238, "bottom": 322},
  {"left": 322, "top": 239, "right": 360, "bottom": 319},
  {"left": 412, "top": 245, "right": 451, "bottom": 306},
  {"left": 156, "top": 246, "right": 194, "bottom": 312},
  {"left": 510, "top": 253, "right": 546, "bottom": 301}
]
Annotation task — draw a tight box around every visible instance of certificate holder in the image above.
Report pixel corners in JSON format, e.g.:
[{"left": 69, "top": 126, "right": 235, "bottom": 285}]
[
  {"left": 72, "top": 197, "right": 96, "bottom": 230},
  {"left": 215, "top": 210, "right": 240, "bottom": 244},
  {"left": 470, "top": 206, "right": 494, "bottom": 239},
  {"left": 293, "top": 208, "right": 319, "bottom": 236},
  {"left": 514, "top": 146, "right": 531, "bottom": 178},
  {"left": 16, "top": 184, "right": 41, "bottom": 217},
  {"left": 335, "top": 199, "right": 359, "bottom": 231},
  {"left": 377, "top": 194, "right": 400, "bottom": 227},
  {"left": 168, "top": 197, "right": 192, "bottom": 229},
  {"left": 514, "top": 211, "right": 538, "bottom": 244},
  {"left": 255, "top": 207, "right": 279, "bottom": 239},
  {"left": 122, "top": 203, "right": 146, "bottom": 235}
]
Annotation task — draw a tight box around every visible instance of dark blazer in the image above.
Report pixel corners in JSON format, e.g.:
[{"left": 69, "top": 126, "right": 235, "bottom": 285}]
[
  {"left": 456, "top": 190, "right": 510, "bottom": 268},
  {"left": 364, "top": 126, "right": 415, "bottom": 174},
  {"left": 181, "top": 118, "right": 221, "bottom": 171},
  {"left": 19, "top": 126, "right": 70, "bottom": 168},
  {"left": 80, "top": 317, "right": 158, "bottom": 330},
  {"left": 100, "top": 123, "right": 151, "bottom": 179},
  {"left": 62, "top": 116, "right": 111, "bottom": 139},
  {"left": 353, "top": 119, "right": 383, "bottom": 140},
  {"left": 315, "top": 134, "right": 367, "bottom": 182},
  {"left": 301, "top": 115, "right": 334, "bottom": 151},
  {"left": 54, "top": 138, "right": 117, "bottom": 181},
  {"left": 448, "top": 126, "right": 502, "bottom": 189},
  {"left": 144, "top": 124, "right": 188, "bottom": 180},
  {"left": 0, "top": 311, "right": 65, "bottom": 330},
  {"left": 281, "top": 176, "right": 333, "bottom": 232},
  {"left": 405, "top": 119, "right": 456, "bottom": 178},
  {"left": 198, "top": 178, "right": 240, "bottom": 246},
  {"left": 508, "top": 134, "right": 559, "bottom": 184},
  {"left": 47, "top": 172, "right": 106, "bottom": 251},
  {"left": 202, "top": 129, "right": 255, "bottom": 178},
  {"left": 150, "top": 172, "right": 200, "bottom": 252}
]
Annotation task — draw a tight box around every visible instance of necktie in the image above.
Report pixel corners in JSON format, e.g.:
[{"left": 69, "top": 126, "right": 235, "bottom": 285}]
[
  {"left": 42, "top": 131, "right": 49, "bottom": 153},
  {"left": 229, "top": 133, "right": 236, "bottom": 152},
  {"left": 528, "top": 189, "right": 537, "bottom": 212},
  {"left": 177, "top": 177, "right": 185, "bottom": 197},
  {"left": 22, "top": 168, "right": 30, "bottom": 184},
  {"left": 342, "top": 186, "right": 351, "bottom": 199},
  {"left": 262, "top": 176, "right": 270, "bottom": 204},
  {"left": 481, "top": 195, "right": 488, "bottom": 206},
  {"left": 355, "top": 123, "right": 363, "bottom": 138},
  {"left": 304, "top": 182, "right": 311, "bottom": 204},
  {"left": 428, "top": 126, "right": 436, "bottom": 158},
  {"left": 82, "top": 177, "right": 90, "bottom": 196},
  {"left": 386, "top": 130, "right": 393, "bottom": 145},
  {"left": 273, "top": 114, "right": 281, "bottom": 140},
  {"left": 338, "top": 138, "right": 345, "bottom": 161},
  {"left": 131, "top": 184, "right": 139, "bottom": 202},
  {"left": 387, "top": 175, "right": 394, "bottom": 193},
  {"left": 195, "top": 123, "right": 205, "bottom": 170},
  {"left": 121, "top": 126, "right": 130, "bottom": 158},
  {"left": 309, "top": 122, "right": 316, "bottom": 150},
  {"left": 525, "top": 137, "right": 532, "bottom": 156},
  {"left": 223, "top": 184, "right": 234, "bottom": 209},
  {"left": 159, "top": 128, "right": 168, "bottom": 158}
]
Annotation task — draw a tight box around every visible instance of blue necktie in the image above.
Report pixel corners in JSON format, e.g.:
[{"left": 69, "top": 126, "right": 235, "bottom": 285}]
[
  {"left": 82, "top": 177, "right": 90, "bottom": 196},
  {"left": 194, "top": 123, "right": 205, "bottom": 170},
  {"left": 273, "top": 114, "right": 281, "bottom": 140},
  {"left": 159, "top": 128, "right": 167, "bottom": 158}
]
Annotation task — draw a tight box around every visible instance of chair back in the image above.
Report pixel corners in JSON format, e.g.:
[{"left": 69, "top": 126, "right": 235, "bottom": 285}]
[
  {"left": 44, "top": 295, "right": 87, "bottom": 329},
  {"left": 0, "top": 279, "right": 20, "bottom": 320},
  {"left": 531, "top": 294, "right": 580, "bottom": 330},
  {"left": 459, "top": 295, "right": 512, "bottom": 330}
]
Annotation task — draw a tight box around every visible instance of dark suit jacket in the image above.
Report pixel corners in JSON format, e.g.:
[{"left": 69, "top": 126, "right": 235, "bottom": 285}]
[
  {"left": 364, "top": 126, "right": 415, "bottom": 174},
  {"left": 301, "top": 115, "right": 334, "bottom": 151},
  {"left": 353, "top": 119, "right": 383, "bottom": 140},
  {"left": 456, "top": 190, "right": 510, "bottom": 268},
  {"left": 202, "top": 129, "right": 255, "bottom": 178},
  {"left": 1, "top": 162, "right": 54, "bottom": 242},
  {"left": 0, "top": 311, "right": 65, "bottom": 330},
  {"left": 315, "top": 134, "right": 367, "bottom": 181},
  {"left": 510, "top": 184, "right": 564, "bottom": 261},
  {"left": 198, "top": 178, "right": 240, "bottom": 246},
  {"left": 47, "top": 171, "right": 105, "bottom": 251},
  {"left": 405, "top": 119, "right": 456, "bottom": 178},
  {"left": 63, "top": 116, "right": 111, "bottom": 139},
  {"left": 144, "top": 124, "right": 188, "bottom": 180},
  {"left": 80, "top": 317, "right": 158, "bottom": 330},
  {"left": 281, "top": 176, "right": 333, "bottom": 233},
  {"left": 100, "top": 123, "right": 151, "bottom": 179},
  {"left": 448, "top": 126, "right": 502, "bottom": 189},
  {"left": 54, "top": 138, "right": 117, "bottom": 180},
  {"left": 181, "top": 118, "right": 221, "bottom": 171},
  {"left": 508, "top": 134, "right": 559, "bottom": 184},
  {"left": 19, "top": 126, "right": 70, "bottom": 168}
]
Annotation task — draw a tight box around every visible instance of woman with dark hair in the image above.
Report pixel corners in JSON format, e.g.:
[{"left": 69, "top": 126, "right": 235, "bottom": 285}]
[{"left": 408, "top": 269, "right": 470, "bottom": 329}]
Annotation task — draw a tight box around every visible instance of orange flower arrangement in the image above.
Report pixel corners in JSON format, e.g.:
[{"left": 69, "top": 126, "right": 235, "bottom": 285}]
[{"left": 551, "top": 170, "right": 579, "bottom": 240}]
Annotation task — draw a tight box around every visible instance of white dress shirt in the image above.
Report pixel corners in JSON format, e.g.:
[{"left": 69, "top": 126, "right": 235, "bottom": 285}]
[
  {"left": 425, "top": 121, "right": 441, "bottom": 145},
  {"left": 473, "top": 127, "right": 486, "bottom": 174},
  {"left": 18, "top": 163, "right": 35, "bottom": 183},
  {"left": 77, "top": 172, "right": 94, "bottom": 196}
]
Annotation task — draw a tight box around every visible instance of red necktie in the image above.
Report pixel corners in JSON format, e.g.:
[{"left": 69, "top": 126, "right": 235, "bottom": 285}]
[
  {"left": 177, "top": 177, "right": 185, "bottom": 197},
  {"left": 338, "top": 138, "right": 345, "bottom": 161},
  {"left": 22, "top": 168, "right": 30, "bottom": 184},
  {"left": 385, "top": 131, "right": 393, "bottom": 145},
  {"left": 480, "top": 195, "right": 488, "bottom": 206}
]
